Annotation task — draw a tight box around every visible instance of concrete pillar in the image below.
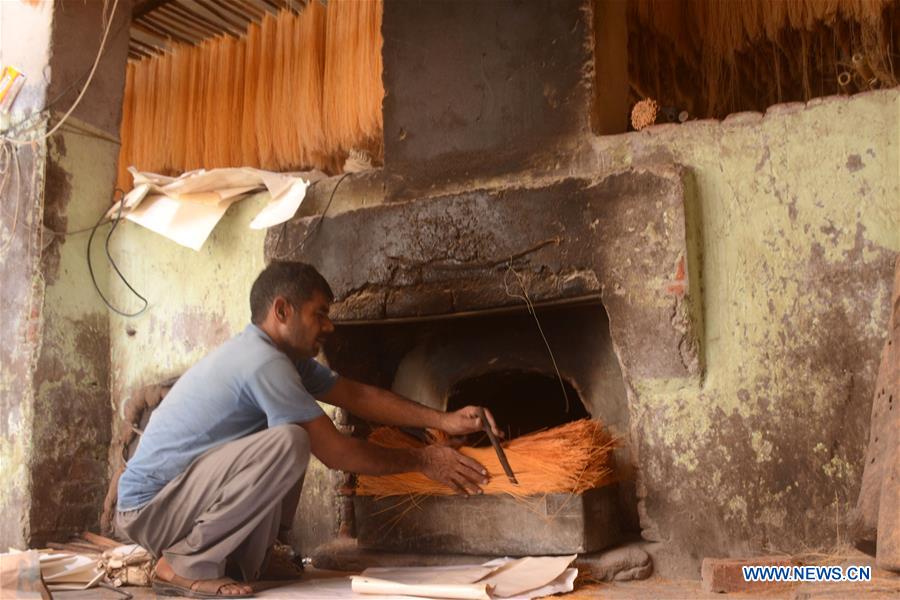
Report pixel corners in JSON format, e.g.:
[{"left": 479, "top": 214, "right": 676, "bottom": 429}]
[{"left": 0, "top": 0, "right": 130, "bottom": 548}]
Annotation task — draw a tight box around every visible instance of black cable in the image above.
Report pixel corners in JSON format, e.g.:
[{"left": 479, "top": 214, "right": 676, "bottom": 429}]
[
  {"left": 87, "top": 193, "right": 148, "bottom": 317},
  {"left": 48, "top": 220, "right": 112, "bottom": 237},
  {"left": 275, "top": 172, "right": 350, "bottom": 259}
]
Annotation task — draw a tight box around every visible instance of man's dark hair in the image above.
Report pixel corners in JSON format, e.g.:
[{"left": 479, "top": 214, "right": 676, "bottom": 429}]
[{"left": 249, "top": 261, "right": 334, "bottom": 325}]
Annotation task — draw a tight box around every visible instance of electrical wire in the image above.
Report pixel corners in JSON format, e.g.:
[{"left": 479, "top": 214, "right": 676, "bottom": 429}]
[
  {"left": 0, "top": 7, "right": 131, "bottom": 140},
  {"left": 87, "top": 192, "right": 148, "bottom": 318},
  {"left": 504, "top": 263, "right": 572, "bottom": 413},
  {"left": 1, "top": 0, "right": 121, "bottom": 146},
  {"left": 0, "top": 140, "right": 22, "bottom": 257},
  {"left": 273, "top": 171, "right": 350, "bottom": 259}
]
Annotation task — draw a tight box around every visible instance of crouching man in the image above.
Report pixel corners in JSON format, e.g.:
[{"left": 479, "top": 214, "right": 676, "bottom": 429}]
[{"left": 116, "top": 261, "right": 496, "bottom": 598}]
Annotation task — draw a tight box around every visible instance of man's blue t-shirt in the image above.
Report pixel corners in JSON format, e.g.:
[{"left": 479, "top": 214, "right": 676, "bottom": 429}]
[{"left": 117, "top": 324, "right": 337, "bottom": 511}]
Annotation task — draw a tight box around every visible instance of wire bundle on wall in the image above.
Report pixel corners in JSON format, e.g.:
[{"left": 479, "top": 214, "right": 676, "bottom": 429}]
[{"left": 116, "top": 0, "right": 384, "bottom": 193}]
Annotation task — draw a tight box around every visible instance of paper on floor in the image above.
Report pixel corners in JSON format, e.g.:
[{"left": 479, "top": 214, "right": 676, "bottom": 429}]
[
  {"left": 256, "top": 555, "right": 578, "bottom": 600},
  {"left": 351, "top": 576, "right": 491, "bottom": 600},
  {"left": 359, "top": 564, "right": 496, "bottom": 586},
  {"left": 41, "top": 553, "right": 98, "bottom": 583},
  {"left": 479, "top": 554, "right": 576, "bottom": 597}
]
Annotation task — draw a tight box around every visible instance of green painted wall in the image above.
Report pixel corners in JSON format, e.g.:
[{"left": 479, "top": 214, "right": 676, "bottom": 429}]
[
  {"left": 28, "top": 129, "right": 117, "bottom": 542},
  {"left": 583, "top": 89, "right": 899, "bottom": 572}
]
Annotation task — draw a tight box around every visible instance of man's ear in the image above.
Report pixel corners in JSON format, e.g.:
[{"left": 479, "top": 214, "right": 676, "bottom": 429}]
[{"left": 272, "top": 296, "right": 290, "bottom": 322}]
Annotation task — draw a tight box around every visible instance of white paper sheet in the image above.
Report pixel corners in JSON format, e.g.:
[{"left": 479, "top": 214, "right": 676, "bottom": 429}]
[
  {"left": 254, "top": 566, "right": 577, "bottom": 600},
  {"left": 351, "top": 576, "right": 492, "bottom": 600},
  {"left": 478, "top": 554, "right": 577, "bottom": 597},
  {"left": 123, "top": 193, "right": 243, "bottom": 251},
  {"left": 250, "top": 178, "right": 310, "bottom": 230},
  {"left": 361, "top": 564, "right": 495, "bottom": 586},
  {"left": 112, "top": 167, "right": 327, "bottom": 250},
  {"left": 256, "top": 555, "right": 579, "bottom": 600},
  {"left": 41, "top": 554, "right": 99, "bottom": 583}
]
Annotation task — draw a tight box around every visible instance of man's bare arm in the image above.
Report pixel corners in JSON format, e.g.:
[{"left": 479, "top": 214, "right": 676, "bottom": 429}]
[
  {"left": 299, "top": 415, "right": 488, "bottom": 495},
  {"left": 319, "top": 377, "right": 500, "bottom": 436}
]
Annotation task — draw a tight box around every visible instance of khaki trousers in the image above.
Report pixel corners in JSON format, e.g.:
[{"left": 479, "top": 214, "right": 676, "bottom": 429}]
[{"left": 116, "top": 424, "right": 310, "bottom": 581}]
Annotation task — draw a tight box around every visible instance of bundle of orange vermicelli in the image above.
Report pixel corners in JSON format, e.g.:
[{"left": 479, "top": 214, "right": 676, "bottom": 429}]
[{"left": 356, "top": 419, "right": 619, "bottom": 498}]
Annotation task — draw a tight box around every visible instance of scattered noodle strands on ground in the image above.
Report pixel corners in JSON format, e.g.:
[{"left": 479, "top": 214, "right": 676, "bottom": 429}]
[{"left": 356, "top": 419, "right": 620, "bottom": 499}]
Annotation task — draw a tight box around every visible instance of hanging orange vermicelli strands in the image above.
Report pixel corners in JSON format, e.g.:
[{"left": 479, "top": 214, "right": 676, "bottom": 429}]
[
  {"left": 183, "top": 45, "right": 205, "bottom": 171},
  {"left": 168, "top": 44, "right": 191, "bottom": 171},
  {"left": 288, "top": 11, "right": 308, "bottom": 168},
  {"left": 271, "top": 10, "right": 297, "bottom": 169},
  {"left": 322, "top": 0, "right": 356, "bottom": 152},
  {"left": 241, "top": 21, "right": 262, "bottom": 168},
  {"left": 255, "top": 11, "right": 278, "bottom": 169},
  {"left": 226, "top": 35, "right": 246, "bottom": 167},
  {"left": 198, "top": 38, "right": 218, "bottom": 169},
  {"left": 194, "top": 41, "right": 212, "bottom": 170},
  {"left": 131, "top": 58, "right": 153, "bottom": 173},
  {"left": 154, "top": 50, "right": 175, "bottom": 171},
  {"left": 295, "top": 0, "right": 327, "bottom": 169},
  {"left": 200, "top": 38, "right": 219, "bottom": 168},
  {"left": 218, "top": 36, "right": 238, "bottom": 168},
  {"left": 140, "top": 58, "right": 159, "bottom": 173},
  {"left": 115, "top": 61, "right": 135, "bottom": 194},
  {"left": 356, "top": 0, "right": 384, "bottom": 142},
  {"left": 206, "top": 36, "right": 233, "bottom": 168}
]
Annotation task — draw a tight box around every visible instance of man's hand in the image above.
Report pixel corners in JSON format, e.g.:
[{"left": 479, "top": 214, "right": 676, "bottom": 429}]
[
  {"left": 441, "top": 405, "right": 502, "bottom": 438},
  {"left": 418, "top": 445, "right": 489, "bottom": 495}
]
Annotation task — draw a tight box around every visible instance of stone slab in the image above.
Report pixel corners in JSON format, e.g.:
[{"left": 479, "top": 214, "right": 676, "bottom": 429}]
[
  {"left": 354, "top": 486, "right": 621, "bottom": 556},
  {"left": 268, "top": 167, "right": 702, "bottom": 381}
]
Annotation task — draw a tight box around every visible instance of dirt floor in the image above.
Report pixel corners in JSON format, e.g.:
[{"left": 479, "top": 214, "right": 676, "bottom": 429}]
[{"left": 50, "top": 564, "right": 900, "bottom": 600}]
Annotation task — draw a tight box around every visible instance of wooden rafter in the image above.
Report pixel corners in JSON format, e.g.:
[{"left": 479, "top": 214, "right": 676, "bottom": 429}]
[{"left": 128, "top": 0, "right": 316, "bottom": 59}]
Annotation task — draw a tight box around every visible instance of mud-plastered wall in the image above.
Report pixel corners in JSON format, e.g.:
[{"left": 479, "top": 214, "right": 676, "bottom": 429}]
[
  {"left": 0, "top": 0, "right": 130, "bottom": 548},
  {"left": 584, "top": 90, "right": 899, "bottom": 573}
]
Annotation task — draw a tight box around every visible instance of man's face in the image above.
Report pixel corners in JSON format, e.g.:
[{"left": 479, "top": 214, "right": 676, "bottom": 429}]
[{"left": 279, "top": 290, "right": 334, "bottom": 361}]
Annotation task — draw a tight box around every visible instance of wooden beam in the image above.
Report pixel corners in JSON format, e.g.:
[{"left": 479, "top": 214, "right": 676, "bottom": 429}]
[
  {"left": 133, "top": 0, "right": 175, "bottom": 19},
  {"left": 136, "top": 15, "right": 196, "bottom": 45},
  {"left": 225, "top": 0, "right": 264, "bottom": 21},
  {"left": 143, "top": 11, "right": 206, "bottom": 44},
  {"left": 160, "top": 4, "right": 224, "bottom": 38},
  {"left": 186, "top": 0, "right": 250, "bottom": 34},
  {"left": 130, "top": 24, "right": 171, "bottom": 53},
  {"left": 130, "top": 38, "right": 163, "bottom": 56}
]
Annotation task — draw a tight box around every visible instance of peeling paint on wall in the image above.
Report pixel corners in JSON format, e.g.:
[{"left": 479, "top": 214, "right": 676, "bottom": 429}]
[{"left": 27, "top": 129, "right": 118, "bottom": 544}]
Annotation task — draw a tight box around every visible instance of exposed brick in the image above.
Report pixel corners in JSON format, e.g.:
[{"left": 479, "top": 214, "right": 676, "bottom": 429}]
[{"left": 701, "top": 556, "right": 797, "bottom": 593}]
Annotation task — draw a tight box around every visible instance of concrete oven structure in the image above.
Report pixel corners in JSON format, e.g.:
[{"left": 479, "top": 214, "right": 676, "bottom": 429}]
[{"left": 0, "top": 0, "right": 897, "bottom": 582}]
